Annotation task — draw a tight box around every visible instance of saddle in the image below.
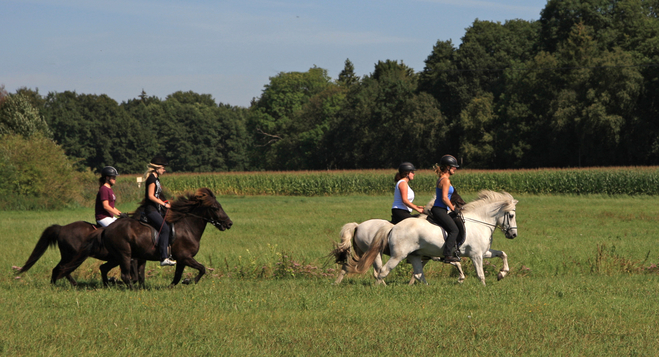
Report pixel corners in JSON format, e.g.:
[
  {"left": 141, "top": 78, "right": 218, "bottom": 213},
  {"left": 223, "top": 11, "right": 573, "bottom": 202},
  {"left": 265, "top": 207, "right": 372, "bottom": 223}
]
[
  {"left": 426, "top": 212, "right": 466, "bottom": 248},
  {"left": 87, "top": 222, "right": 102, "bottom": 230},
  {"left": 137, "top": 212, "right": 176, "bottom": 246}
]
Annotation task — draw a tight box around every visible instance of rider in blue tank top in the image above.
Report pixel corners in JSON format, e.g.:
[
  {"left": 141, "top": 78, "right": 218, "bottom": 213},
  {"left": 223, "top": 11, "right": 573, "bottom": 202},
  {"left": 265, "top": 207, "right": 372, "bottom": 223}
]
[
  {"left": 431, "top": 155, "right": 461, "bottom": 263},
  {"left": 434, "top": 185, "right": 454, "bottom": 209}
]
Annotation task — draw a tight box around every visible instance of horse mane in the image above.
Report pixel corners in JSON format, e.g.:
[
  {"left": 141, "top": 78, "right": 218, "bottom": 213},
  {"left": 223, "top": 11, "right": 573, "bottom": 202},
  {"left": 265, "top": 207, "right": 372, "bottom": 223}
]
[
  {"left": 167, "top": 188, "right": 219, "bottom": 223},
  {"left": 462, "top": 190, "right": 516, "bottom": 215}
]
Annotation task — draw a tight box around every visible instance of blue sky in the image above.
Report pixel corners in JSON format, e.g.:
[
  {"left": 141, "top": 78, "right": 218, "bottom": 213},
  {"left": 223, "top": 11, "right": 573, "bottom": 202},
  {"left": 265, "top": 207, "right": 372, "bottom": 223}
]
[{"left": 2, "top": 0, "right": 548, "bottom": 107}]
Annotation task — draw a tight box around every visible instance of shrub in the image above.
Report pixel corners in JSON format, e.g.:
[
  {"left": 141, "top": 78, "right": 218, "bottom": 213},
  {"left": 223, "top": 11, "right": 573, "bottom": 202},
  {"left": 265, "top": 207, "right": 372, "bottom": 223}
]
[{"left": 0, "top": 134, "right": 94, "bottom": 210}]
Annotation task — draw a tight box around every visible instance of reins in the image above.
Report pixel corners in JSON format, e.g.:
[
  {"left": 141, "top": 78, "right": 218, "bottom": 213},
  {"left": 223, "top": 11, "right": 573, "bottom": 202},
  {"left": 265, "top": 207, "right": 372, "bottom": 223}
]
[
  {"left": 463, "top": 208, "right": 517, "bottom": 236},
  {"left": 183, "top": 212, "right": 224, "bottom": 227}
]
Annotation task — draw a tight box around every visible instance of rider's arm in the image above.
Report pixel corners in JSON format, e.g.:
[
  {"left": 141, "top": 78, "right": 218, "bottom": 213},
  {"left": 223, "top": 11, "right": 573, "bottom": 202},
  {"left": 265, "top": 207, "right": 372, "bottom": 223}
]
[
  {"left": 399, "top": 181, "right": 424, "bottom": 213},
  {"left": 440, "top": 178, "right": 455, "bottom": 211},
  {"left": 102, "top": 200, "right": 121, "bottom": 216}
]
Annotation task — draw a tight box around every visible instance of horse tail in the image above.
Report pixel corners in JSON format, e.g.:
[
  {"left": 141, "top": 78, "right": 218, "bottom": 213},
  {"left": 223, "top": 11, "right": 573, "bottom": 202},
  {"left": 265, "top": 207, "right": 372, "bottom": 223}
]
[
  {"left": 329, "top": 222, "right": 358, "bottom": 264},
  {"left": 56, "top": 228, "right": 104, "bottom": 280},
  {"left": 18, "top": 225, "right": 61, "bottom": 274},
  {"left": 350, "top": 225, "right": 391, "bottom": 274}
]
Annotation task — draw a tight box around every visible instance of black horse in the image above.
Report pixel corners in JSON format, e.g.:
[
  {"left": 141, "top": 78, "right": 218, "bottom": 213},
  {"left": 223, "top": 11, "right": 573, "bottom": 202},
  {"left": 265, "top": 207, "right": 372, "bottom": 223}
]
[
  {"left": 17, "top": 221, "right": 140, "bottom": 285},
  {"left": 59, "top": 188, "right": 232, "bottom": 288}
]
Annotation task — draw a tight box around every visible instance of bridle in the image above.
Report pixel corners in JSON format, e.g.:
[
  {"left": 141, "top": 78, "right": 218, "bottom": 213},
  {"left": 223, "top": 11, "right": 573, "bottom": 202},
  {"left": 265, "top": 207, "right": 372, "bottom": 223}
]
[
  {"left": 172, "top": 209, "right": 227, "bottom": 228},
  {"left": 463, "top": 209, "right": 517, "bottom": 236}
]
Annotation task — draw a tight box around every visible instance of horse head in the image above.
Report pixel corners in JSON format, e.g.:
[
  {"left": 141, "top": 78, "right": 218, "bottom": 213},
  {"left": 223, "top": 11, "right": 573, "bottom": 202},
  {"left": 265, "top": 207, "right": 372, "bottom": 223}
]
[
  {"left": 493, "top": 195, "right": 518, "bottom": 239},
  {"left": 463, "top": 190, "right": 518, "bottom": 239},
  {"left": 169, "top": 188, "right": 233, "bottom": 231}
]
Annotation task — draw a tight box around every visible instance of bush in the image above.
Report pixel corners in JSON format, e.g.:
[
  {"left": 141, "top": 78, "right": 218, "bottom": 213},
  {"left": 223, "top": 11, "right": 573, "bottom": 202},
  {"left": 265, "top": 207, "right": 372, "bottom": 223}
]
[{"left": 0, "top": 134, "right": 94, "bottom": 210}]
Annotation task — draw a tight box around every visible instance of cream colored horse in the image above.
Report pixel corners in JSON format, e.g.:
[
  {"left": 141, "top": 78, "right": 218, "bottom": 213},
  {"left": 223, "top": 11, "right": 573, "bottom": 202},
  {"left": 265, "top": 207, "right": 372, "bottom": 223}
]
[{"left": 353, "top": 190, "right": 518, "bottom": 286}]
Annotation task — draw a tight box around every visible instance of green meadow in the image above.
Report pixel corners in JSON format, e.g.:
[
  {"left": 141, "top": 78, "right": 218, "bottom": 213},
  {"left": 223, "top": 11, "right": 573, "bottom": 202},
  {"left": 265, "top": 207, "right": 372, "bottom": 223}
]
[{"left": 2, "top": 193, "right": 659, "bottom": 356}]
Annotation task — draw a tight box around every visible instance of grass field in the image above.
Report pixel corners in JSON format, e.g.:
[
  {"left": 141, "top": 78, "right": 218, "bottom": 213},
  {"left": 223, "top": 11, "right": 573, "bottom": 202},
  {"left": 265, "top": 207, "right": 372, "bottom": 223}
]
[{"left": 2, "top": 193, "right": 659, "bottom": 356}]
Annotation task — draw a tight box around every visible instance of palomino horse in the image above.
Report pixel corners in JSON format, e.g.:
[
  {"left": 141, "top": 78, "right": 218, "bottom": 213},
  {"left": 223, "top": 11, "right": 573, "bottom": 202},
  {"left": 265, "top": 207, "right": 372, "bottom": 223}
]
[
  {"left": 59, "top": 188, "right": 232, "bottom": 288},
  {"left": 353, "top": 190, "right": 518, "bottom": 286},
  {"left": 16, "top": 221, "right": 139, "bottom": 286},
  {"left": 331, "top": 192, "right": 466, "bottom": 285}
]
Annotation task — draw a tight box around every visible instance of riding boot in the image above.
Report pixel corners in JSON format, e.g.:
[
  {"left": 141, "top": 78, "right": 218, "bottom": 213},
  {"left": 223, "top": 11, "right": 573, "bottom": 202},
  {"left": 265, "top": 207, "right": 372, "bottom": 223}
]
[{"left": 441, "top": 245, "right": 460, "bottom": 263}]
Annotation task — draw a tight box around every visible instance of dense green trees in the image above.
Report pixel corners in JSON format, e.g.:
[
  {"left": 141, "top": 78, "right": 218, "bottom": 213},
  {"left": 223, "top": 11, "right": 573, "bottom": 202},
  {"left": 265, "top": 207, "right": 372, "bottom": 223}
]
[{"left": 3, "top": 0, "right": 659, "bottom": 172}]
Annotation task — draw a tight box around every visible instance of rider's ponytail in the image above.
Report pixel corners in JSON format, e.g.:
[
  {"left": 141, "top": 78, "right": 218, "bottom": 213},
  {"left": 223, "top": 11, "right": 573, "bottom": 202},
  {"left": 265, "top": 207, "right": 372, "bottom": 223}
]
[{"left": 144, "top": 163, "right": 163, "bottom": 180}]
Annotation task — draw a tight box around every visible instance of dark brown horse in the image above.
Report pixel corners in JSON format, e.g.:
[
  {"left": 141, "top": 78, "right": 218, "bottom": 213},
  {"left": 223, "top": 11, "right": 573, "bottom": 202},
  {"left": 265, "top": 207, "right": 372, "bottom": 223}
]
[
  {"left": 17, "top": 221, "right": 139, "bottom": 285},
  {"left": 59, "top": 187, "right": 232, "bottom": 288}
]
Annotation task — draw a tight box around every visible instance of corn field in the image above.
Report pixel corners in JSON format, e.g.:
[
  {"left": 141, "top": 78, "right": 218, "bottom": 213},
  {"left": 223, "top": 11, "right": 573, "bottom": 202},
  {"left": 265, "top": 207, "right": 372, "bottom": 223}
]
[{"left": 117, "top": 167, "right": 659, "bottom": 197}]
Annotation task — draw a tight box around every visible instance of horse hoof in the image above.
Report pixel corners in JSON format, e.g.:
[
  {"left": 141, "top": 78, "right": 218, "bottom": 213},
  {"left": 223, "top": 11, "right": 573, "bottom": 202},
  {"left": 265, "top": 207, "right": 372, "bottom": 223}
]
[{"left": 182, "top": 278, "right": 192, "bottom": 285}]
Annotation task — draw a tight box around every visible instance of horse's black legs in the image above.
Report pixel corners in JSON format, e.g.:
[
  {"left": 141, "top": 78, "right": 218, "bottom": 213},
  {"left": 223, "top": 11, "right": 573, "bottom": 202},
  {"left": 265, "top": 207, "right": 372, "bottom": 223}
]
[
  {"left": 100, "top": 261, "right": 120, "bottom": 287},
  {"left": 51, "top": 262, "right": 77, "bottom": 286},
  {"left": 137, "top": 260, "right": 146, "bottom": 287},
  {"left": 129, "top": 259, "right": 139, "bottom": 284},
  {"left": 117, "top": 257, "right": 135, "bottom": 289},
  {"left": 170, "top": 263, "right": 186, "bottom": 286},
  {"left": 170, "top": 257, "right": 205, "bottom": 286}
]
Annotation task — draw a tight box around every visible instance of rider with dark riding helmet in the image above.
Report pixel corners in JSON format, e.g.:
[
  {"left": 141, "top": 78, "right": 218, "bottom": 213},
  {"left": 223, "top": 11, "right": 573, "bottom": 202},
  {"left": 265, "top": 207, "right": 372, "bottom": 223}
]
[
  {"left": 431, "top": 154, "right": 461, "bottom": 263},
  {"left": 95, "top": 166, "right": 123, "bottom": 227},
  {"left": 143, "top": 155, "right": 176, "bottom": 266},
  {"left": 391, "top": 162, "right": 424, "bottom": 224}
]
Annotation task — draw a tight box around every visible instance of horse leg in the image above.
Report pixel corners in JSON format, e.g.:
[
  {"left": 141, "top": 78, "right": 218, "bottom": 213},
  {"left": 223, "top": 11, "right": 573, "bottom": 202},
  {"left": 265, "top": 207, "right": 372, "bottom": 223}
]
[
  {"left": 129, "top": 259, "right": 140, "bottom": 284},
  {"left": 448, "top": 261, "right": 466, "bottom": 283},
  {"left": 170, "top": 263, "right": 186, "bottom": 287},
  {"left": 371, "top": 254, "right": 387, "bottom": 286},
  {"left": 137, "top": 260, "right": 147, "bottom": 287},
  {"left": 470, "top": 255, "right": 487, "bottom": 286},
  {"left": 100, "top": 261, "right": 119, "bottom": 287},
  {"left": 51, "top": 262, "right": 78, "bottom": 287},
  {"left": 408, "top": 259, "right": 428, "bottom": 285},
  {"left": 376, "top": 256, "right": 403, "bottom": 285},
  {"left": 117, "top": 257, "right": 135, "bottom": 289},
  {"left": 333, "top": 264, "right": 349, "bottom": 285},
  {"left": 171, "top": 257, "right": 205, "bottom": 285},
  {"left": 483, "top": 249, "right": 510, "bottom": 280},
  {"left": 408, "top": 256, "right": 428, "bottom": 285}
]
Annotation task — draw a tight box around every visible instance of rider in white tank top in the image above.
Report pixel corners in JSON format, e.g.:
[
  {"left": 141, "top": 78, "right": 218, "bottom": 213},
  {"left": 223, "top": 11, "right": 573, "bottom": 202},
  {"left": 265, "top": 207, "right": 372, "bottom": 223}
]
[
  {"left": 392, "top": 179, "right": 415, "bottom": 212},
  {"left": 391, "top": 162, "right": 424, "bottom": 224}
]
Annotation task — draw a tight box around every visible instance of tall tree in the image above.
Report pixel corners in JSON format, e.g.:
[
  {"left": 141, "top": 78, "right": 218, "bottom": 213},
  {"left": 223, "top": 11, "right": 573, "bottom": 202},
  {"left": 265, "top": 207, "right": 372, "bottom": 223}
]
[
  {"left": 247, "top": 67, "right": 334, "bottom": 169},
  {"left": 0, "top": 93, "right": 51, "bottom": 138},
  {"left": 329, "top": 60, "right": 446, "bottom": 169},
  {"left": 337, "top": 58, "right": 360, "bottom": 87}
]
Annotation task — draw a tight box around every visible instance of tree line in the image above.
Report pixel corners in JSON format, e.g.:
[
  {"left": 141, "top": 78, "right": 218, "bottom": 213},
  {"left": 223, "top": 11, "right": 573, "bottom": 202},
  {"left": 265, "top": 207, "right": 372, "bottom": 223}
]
[{"left": 3, "top": 0, "right": 659, "bottom": 175}]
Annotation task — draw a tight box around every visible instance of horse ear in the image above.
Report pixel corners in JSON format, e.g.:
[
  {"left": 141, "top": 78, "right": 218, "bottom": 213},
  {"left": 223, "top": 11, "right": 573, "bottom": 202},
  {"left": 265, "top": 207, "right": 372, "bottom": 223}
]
[{"left": 513, "top": 199, "right": 519, "bottom": 205}]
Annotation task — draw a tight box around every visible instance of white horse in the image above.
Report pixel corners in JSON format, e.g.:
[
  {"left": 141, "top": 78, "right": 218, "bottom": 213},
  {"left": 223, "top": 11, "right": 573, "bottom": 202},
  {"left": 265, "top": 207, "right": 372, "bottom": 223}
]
[
  {"left": 352, "top": 190, "right": 518, "bottom": 286},
  {"left": 330, "top": 194, "right": 466, "bottom": 285}
]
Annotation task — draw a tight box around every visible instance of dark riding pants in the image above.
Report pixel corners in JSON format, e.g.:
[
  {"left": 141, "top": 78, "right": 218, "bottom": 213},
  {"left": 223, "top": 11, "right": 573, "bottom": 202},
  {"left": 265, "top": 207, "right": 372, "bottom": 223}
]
[
  {"left": 391, "top": 209, "right": 417, "bottom": 224},
  {"left": 431, "top": 207, "right": 459, "bottom": 257},
  {"left": 146, "top": 210, "right": 170, "bottom": 261}
]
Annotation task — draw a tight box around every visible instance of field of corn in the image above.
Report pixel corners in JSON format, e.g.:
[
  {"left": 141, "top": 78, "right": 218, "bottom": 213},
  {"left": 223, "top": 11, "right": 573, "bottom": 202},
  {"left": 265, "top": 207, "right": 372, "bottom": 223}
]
[{"left": 109, "top": 167, "right": 659, "bottom": 200}]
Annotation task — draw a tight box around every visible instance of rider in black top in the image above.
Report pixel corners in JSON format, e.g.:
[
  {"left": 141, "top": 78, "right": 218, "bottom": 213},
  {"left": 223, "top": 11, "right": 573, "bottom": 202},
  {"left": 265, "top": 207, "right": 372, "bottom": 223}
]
[{"left": 143, "top": 155, "right": 176, "bottom": 266}]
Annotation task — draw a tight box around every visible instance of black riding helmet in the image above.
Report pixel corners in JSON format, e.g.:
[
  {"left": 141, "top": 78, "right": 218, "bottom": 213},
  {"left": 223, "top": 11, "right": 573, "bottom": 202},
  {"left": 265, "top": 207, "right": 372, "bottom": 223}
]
[
  {"left": 440, "top": 155, "right": 459, "bottom": 168},
  {"left": 101, "top": 166, "right": 119, "bottom": 177},
  {"left": 398, "top": 162, "right": 416, "bottom": 173},
  {"left": 151, "top": 155, "right": 169, "bottom": 166}
]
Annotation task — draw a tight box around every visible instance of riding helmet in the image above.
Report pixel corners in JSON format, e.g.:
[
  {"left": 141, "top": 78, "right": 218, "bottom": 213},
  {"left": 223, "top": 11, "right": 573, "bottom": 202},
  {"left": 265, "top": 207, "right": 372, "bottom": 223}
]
[
  {"left": 100, "top": 166, "right": 120, "bottom": 177},
  {"left": 151, "top": 155, "right": 169, "bottom": 166},
  {"left": 440, "top": 155, "right": 459, "bottom": 168},
  {"left": 398, "top": 162, "right": 416, "bottom": 173}
]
